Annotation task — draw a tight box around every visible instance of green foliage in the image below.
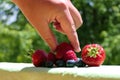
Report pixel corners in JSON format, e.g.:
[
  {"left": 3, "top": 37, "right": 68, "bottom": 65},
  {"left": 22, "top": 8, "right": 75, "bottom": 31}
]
[
  {"left": 0, "top": 23, "right": 49, "bottom": 62},
  {"left": 0, "top": 0, "right": 120, "bottom": 65},
  {"left": 102, "top": 35, "right": 120, "bottom": 65},
  {"left": 72, "top": 0, "right": 120, "bottom": 65}
]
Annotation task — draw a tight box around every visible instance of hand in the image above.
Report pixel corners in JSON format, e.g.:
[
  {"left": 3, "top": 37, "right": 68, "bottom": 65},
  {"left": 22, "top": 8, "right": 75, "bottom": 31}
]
[{"left": 12, "top": 0, "right": 83, "bottom": 52}]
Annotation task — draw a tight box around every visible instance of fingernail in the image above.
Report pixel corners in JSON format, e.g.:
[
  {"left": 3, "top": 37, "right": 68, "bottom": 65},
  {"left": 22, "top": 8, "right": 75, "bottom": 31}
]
[{"left": 75, "top": 47, "right": 81, "bottom": 52}]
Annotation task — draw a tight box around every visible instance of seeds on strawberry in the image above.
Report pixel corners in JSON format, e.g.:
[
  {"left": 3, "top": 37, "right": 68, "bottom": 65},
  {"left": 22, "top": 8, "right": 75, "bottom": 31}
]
[{"left": 81, "top": 44, "right": 106, "bottom": 66}]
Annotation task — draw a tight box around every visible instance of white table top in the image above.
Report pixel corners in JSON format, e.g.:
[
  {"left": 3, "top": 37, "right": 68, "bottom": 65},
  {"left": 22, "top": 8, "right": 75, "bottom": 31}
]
[{"left": 0, "top": 62, "right": 120, "bottom": 80}]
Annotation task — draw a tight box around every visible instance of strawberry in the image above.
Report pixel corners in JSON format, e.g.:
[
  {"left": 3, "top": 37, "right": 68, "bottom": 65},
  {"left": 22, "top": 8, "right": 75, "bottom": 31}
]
[
  {"left": 81, "top": 44, "right": 106, "bottom": 66},
  {"left": 63, "top": 50, "right": 77, "bottom": 61},
  {"left": 47, "top": 52, "right": 56, "bottom": 63},
  {"left": 32, "top": 50, "right": 47, "bottom": 67},
  {"left": 55, "top": 42, "right": 74, "bottom": 59}
]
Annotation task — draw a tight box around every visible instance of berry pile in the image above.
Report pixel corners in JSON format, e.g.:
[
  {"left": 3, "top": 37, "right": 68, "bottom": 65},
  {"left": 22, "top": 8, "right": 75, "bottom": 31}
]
[{"left": 29, "top": 42, "right": 106, "bottom": 68}]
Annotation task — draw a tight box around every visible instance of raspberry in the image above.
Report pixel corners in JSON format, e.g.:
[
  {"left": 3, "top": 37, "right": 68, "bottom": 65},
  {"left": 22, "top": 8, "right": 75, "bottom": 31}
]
[
  {"left": 47, "top": 52, "right": 56, "bottom": 63},
  {"left": 56, "top": 42, "right": 74, "bottom": 59},
  {"left": 32, "top": 50, "right": 47, "bottom": 67},
  {"left": 63, "top": 50, "right": 77, "bottom": 61}
]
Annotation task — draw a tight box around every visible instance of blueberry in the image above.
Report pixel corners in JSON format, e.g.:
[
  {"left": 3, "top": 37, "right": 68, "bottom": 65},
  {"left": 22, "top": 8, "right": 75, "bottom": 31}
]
[
  {"left": 75, "top": 58, "right": 86, "bottom": 67},
  {"left": 66, "top": 60, "right": 76, "bottom": 67},
  {"left": 45, "top": 61, "right": 54, "bottom": 68},
  {"left": 55, "top": 60, "right": 66, "bottom": 67}
]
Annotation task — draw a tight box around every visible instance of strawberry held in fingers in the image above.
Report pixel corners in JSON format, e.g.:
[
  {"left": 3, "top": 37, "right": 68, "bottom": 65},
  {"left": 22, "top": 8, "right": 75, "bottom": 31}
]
[
  {"left": 81, "top": 44, "right": 106, "bottom": 66},
  {"left": 32, "top": 50, "right": 47, "bottom": 67}
]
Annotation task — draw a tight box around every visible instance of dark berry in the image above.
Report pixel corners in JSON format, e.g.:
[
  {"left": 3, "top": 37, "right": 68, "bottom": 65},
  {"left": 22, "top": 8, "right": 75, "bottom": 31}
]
[
  {"left": 66, "top": 60, "right": 76, "bottom": 67},
  {"left": 45, "top": 61, "right": 54, "bottom": 68},
  {"left": 47, "top": 52, "right": 56, "bottom": 63},
  {"left": 55, "top": 60, "right": 66, "bottom": 67},
  {"left": 75, "top": 58, "right": 86, "bottom": 67}
]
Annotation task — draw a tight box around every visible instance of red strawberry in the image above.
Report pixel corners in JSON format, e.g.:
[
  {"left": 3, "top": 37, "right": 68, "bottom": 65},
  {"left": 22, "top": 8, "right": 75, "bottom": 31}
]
[
  {"left": 32, "top": 50, "right": 47, "bottom": 67},
  {"left": 63, "top": 50, "right": 77, "bottom": 61},
  {"left": 81, "top": 44, "right": 106, "bottom": 66},
  {"left": 55, "top": 42, "right": 74, "bottom": 59},
  {"left": 47, "top": 52, "right": 56, "bottom": 63}
]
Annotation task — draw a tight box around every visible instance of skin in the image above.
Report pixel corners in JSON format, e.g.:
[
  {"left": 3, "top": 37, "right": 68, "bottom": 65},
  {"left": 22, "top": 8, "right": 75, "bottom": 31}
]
[{"left": 12, "top": 0, "right": 83, "bottom": 52}]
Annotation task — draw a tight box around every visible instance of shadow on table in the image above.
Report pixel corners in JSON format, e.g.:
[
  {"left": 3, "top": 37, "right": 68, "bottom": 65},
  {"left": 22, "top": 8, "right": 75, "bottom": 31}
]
[{"left": 21, "top": 67, "right": 51, "bottom": 72}]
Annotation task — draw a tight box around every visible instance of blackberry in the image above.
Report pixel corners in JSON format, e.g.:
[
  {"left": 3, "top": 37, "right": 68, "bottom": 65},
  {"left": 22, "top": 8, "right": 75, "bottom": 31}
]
[
  {"left": 66, "top": 60, "right": 76, "bottom": 67},
  {"left": 55, "top": 60, "right": 66, "bottom": 67},
  {"left": 75, "top": 58, "right": 86, "bottom": 67},
  {"left": 45, "top": 61, "right": 54, "bottom": 68}
]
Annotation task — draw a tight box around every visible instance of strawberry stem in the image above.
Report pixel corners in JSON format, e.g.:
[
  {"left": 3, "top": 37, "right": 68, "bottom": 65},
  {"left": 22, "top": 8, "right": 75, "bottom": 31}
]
[{"left": 87, "top": 47, "right": 99, "bottom": 58}]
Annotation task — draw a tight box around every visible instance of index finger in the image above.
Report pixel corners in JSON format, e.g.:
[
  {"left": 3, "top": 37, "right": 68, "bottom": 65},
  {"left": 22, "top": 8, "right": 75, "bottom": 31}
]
[{"left": 56, "top": 8, "right": 81, "bottom": 52}]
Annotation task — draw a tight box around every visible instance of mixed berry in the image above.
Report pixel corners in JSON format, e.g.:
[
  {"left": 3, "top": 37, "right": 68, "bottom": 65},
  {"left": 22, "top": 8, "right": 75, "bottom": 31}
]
[{"left": 29, "top": 42, "right": 105, "bottom": 68}]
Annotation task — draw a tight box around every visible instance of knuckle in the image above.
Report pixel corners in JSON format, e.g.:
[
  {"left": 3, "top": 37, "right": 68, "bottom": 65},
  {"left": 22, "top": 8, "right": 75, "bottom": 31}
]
[{"left": 57, "top": 2, "right": 67, "bottom": 10}]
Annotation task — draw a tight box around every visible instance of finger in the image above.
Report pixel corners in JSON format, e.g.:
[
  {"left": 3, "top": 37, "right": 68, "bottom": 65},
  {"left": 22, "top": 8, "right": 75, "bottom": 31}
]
[
  {"left": 56, "top": 8, "right": 81, "bottom": 52},
  {"left": 67, "top": 1, "right": 83, "bottom": 29},
  {"left": 31, "top": 19, "right": 58, "bottom": 51},
  {"left": 38, "top": 22, "right": 58, "bottom": 51}
]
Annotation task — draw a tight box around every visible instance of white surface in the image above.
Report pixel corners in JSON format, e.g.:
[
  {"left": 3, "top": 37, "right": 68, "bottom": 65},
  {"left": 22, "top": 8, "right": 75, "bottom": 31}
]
[
  {"left": 0, "top": 62, "right": 120, "bottom": 80},
  {"left": 0, "top": 62, "right": 33, "bottom": 71}
]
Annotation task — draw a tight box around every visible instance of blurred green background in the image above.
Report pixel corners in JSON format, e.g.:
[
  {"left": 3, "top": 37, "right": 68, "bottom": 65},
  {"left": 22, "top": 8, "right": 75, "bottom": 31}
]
[{"left": 0, "top": 0, "right": 120, "bottom": 65}]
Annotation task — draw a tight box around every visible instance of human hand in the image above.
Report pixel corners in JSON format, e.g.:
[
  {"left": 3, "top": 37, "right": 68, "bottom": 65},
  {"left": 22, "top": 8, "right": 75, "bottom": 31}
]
[{"left": 12, "top": 0, "right": 83, "bottom": 52}]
